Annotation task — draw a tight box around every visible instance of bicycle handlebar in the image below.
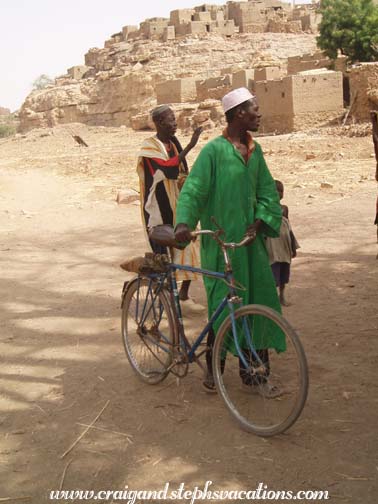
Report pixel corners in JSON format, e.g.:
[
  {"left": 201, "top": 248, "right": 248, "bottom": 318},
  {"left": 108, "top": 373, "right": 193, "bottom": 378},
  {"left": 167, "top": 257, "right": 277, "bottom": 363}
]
[{"left": 191, "top": 229, "right": 256, "bottom": 249}]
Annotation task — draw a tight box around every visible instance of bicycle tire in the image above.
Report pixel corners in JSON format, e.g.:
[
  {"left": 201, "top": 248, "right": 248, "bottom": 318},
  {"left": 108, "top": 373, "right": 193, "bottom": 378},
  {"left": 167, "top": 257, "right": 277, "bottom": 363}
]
[
  {"left": 212, "top": 304, "right": 308, "bottom": 436},
  {"left": 121, "top": 277, "right": 176, "bottom": 384}
]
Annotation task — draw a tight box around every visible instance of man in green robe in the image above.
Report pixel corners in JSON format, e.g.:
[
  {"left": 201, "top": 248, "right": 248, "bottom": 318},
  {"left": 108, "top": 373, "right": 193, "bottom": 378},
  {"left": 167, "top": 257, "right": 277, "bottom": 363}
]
[{"left": 175, "top": 87, "right": 284, "bottom": 395}]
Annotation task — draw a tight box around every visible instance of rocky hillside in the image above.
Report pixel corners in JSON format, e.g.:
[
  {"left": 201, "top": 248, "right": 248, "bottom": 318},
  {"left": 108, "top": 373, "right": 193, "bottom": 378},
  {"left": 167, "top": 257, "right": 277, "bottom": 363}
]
[{"left": 19, "top": 32, "right": 317, "bottom": 132}]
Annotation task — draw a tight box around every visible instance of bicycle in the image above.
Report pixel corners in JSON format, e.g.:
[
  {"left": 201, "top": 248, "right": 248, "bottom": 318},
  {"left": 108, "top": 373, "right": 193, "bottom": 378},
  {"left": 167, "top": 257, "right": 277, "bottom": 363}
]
[{"left": 121, "top": 223, "right": 308, "bottom": 437}]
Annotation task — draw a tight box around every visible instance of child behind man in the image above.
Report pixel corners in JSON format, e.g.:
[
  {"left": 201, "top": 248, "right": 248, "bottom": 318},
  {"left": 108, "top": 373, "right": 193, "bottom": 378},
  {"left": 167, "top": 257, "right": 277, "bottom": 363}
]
[{"left": 266, "top": 180, "right": 299, "bottom": 306}]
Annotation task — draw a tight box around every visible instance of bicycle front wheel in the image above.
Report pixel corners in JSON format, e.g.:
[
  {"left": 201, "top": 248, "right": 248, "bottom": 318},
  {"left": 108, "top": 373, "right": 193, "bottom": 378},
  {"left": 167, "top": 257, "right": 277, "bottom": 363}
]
[
  {"left": 122, "top": 277, "right": 176, "bottom": 384},
  {"left": 213, "top": 304, "right": 308, "bottom": 436}
]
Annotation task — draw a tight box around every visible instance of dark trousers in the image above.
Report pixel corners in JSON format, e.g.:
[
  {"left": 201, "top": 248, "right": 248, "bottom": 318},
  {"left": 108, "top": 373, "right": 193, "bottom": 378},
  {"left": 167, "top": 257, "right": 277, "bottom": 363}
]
[{"left": 206, "top": 328, "right": 270, "bottom": 385}]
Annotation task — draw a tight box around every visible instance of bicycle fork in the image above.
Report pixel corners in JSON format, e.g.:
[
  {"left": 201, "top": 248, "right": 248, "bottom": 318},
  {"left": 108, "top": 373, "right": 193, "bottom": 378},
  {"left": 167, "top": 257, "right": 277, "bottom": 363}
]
[{"left": 168, "top": 272, "right": 206, "bottom": 374}]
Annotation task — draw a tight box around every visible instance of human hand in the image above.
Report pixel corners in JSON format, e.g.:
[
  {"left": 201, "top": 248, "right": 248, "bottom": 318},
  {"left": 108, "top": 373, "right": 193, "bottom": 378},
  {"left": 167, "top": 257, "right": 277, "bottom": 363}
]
[
  {"left": 246, "top": 219, "right": 262, "bottom": 238},
  {"left": 175, "top": 223, "right": 192, "bottom": 242},
  {"left": 188, "top": 126, "right": 203, "bottom": 148}
]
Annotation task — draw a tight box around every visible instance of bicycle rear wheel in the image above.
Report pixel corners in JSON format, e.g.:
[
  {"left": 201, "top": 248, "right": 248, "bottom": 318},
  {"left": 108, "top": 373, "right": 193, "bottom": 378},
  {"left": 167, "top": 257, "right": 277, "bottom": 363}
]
[
  {"left": 213, "top": 304, "right": 308, "bottom": 436},
  {"left": 122, "top": 277, "right": 176, "bottom": 384}
]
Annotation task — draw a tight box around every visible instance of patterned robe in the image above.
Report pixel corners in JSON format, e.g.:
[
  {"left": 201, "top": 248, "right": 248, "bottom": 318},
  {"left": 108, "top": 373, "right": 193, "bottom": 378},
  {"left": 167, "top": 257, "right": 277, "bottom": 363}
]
[{"left": 136, "top": 135, "right": 199, "bottom": 280}]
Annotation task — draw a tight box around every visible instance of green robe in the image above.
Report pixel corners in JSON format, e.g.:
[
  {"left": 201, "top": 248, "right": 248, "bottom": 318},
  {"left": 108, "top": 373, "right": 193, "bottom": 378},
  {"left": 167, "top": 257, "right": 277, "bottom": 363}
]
[{"left": 176, "top": 136, "right": 286, "bottom": 352}]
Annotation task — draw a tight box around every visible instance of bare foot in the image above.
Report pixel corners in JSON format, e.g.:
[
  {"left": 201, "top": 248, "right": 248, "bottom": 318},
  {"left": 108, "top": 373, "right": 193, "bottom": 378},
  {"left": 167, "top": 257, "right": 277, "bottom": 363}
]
[{"left": 280, "top": 297, "right": 291, "bottom": 307}]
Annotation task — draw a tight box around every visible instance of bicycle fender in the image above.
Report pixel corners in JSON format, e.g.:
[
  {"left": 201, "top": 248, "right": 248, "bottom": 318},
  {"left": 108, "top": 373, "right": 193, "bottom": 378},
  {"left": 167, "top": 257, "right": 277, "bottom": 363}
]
[{"left": 120, "top": 276, "right": 139, "bottom": 308}]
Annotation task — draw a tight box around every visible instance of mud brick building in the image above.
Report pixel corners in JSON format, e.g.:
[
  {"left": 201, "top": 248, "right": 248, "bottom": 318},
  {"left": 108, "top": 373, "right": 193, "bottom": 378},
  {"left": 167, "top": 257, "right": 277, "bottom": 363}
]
[{"left": 254, "top": 70, "right": 344, "bottom": 134}]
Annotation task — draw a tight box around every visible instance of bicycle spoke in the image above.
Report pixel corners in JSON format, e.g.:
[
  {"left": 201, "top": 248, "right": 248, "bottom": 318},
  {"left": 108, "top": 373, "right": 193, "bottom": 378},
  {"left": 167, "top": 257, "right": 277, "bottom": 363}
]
[
  {"left": 122, "top": 279, "right": 176, "bottom": 384},
  {"left": 213, "top": 305, "right": 308, "bottom": 436}
]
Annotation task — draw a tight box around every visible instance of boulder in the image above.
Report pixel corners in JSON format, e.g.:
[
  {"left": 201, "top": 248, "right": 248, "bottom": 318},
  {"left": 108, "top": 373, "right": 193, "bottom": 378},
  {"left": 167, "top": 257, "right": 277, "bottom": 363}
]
[{"left": 116, "top": 189, "right": 140, "bottom": 205}]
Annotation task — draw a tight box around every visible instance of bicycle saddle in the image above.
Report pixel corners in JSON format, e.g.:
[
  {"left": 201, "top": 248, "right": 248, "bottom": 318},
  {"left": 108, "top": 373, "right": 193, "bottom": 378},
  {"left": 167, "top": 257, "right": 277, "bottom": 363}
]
[{"left": 149, "top": 225, "right": 185, "bottom": 249}]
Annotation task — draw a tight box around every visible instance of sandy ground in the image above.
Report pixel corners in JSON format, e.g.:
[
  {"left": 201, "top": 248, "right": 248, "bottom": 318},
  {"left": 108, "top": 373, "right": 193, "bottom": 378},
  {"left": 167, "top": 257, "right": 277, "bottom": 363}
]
[{"left": 0, "top": 125, "right": 377, "bottom": 503}]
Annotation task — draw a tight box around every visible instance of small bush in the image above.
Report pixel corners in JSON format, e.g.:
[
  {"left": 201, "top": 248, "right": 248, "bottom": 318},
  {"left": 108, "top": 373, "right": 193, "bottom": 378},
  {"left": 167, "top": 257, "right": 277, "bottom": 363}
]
[
  {"left": 32, "top": 74, "right": 54, "bottom": 90},
  {"left": 0, "top": 124, "right": 16, "bottom": 138}
]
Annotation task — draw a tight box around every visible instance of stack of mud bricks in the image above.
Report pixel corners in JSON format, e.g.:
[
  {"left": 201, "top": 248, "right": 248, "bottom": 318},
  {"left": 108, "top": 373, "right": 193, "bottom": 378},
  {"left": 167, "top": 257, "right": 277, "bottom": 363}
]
[
  {"left": 254, "top": 71, "right": 344, "bottom": 133},
  {"left": 156, "top": 78, "right": 197, "bottom": 104}
]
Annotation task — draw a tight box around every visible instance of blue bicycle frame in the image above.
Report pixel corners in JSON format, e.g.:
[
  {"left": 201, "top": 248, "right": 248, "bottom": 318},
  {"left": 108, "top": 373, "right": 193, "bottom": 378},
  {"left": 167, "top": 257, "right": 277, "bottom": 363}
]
[{"left": 132, "top": 261, "right": 263, "bottom": 370}]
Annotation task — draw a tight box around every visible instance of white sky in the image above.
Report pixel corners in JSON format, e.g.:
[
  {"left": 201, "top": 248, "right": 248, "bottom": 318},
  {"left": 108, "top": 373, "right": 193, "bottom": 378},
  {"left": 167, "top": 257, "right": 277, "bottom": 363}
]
[{"left": 0, "top": 0, "right": 312, "bottom": 112}]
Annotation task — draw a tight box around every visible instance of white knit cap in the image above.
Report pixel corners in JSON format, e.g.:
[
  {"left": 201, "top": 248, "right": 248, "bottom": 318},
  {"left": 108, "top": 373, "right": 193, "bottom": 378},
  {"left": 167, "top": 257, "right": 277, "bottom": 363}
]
[{"left": 222, "top": 87, "right": 255, "bottom": 113}]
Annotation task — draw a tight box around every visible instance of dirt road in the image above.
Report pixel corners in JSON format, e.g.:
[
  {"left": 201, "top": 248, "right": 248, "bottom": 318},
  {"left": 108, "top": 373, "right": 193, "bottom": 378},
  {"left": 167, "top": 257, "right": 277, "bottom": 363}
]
[{"left": 0, "top": 126, "right": 377, "bottom": 503}]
